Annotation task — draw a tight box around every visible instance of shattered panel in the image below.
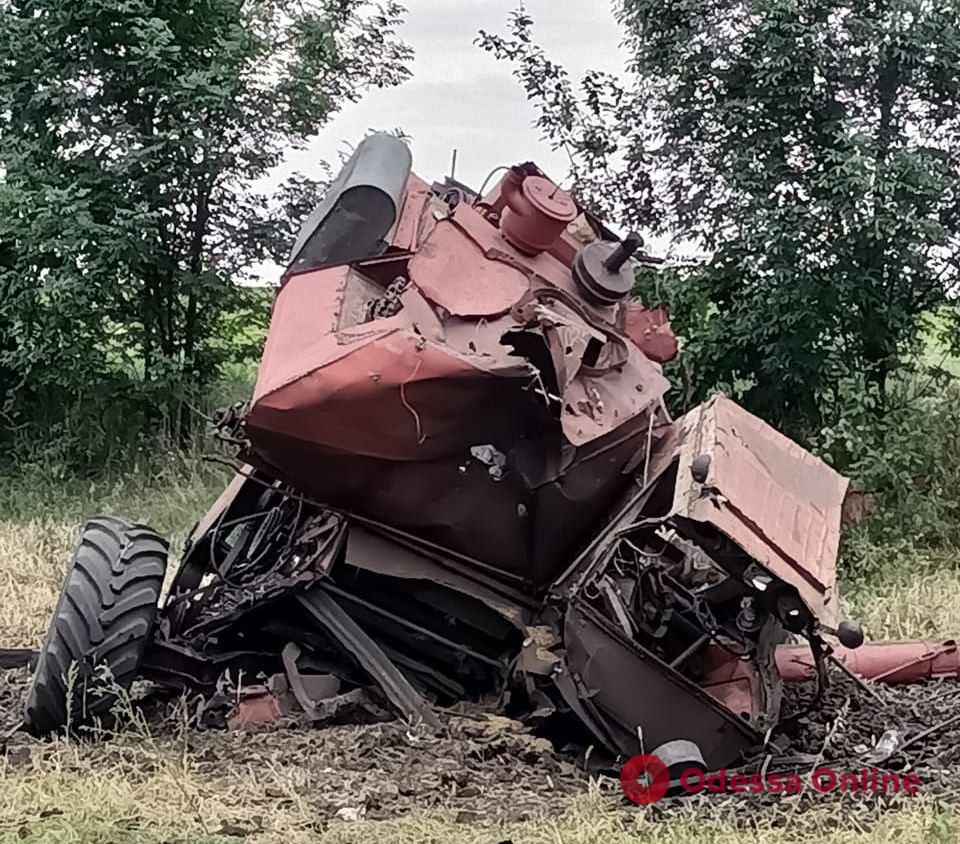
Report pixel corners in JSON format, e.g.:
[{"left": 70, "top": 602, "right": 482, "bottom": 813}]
[
  {"left": 666, "top": 395, "right": 849, "bottom": 623},
  {"left": 563, "top": 601, "right": 760, "bottom": 769},
  {"left": 14, "top": 139, "right": 871, "bottom": 781}
]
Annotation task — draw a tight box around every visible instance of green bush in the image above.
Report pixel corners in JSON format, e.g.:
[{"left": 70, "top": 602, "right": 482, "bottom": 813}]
[{"left": 821, "top": 369, "right": 960, "bottom": 583}]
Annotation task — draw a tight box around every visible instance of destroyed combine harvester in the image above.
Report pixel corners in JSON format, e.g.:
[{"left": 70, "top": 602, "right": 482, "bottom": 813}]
[{"left": 12, "top": 135, "right": 960, "bottom": 776}]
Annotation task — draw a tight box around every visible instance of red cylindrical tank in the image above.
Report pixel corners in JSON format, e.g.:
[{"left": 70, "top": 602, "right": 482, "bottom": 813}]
[
  {"left": 776, "top": 639, "right": 960, "bottom": 683},
  {"left": 499, "top": 167, "right": 577, "bottom": 255}
]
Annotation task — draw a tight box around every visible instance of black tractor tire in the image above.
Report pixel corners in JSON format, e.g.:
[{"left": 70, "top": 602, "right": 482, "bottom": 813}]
[{"left": 23, "top": 516, "right": 168, "bottom": 736}]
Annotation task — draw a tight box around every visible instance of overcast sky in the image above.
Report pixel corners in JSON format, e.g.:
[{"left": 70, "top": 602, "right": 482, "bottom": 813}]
[
  {"left": 295, "top": 0, "right": 624, "bottom": 189},
  {"left": 253, "top": 1, "right": 628, "bottom": 281}
]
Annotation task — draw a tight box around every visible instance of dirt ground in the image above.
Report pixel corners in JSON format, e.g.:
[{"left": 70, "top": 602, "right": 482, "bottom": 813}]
[
  {"left": 2, "top": 476, "right": 960, "bottom": 842},
  {"left": 3, "top": 655, "right": 960, "bottom": 842},
  {"left": 0, "top": 665, "right": 590, "bottom": 822}
]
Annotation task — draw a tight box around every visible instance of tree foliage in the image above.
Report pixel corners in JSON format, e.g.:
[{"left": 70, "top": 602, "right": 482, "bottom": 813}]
[
  {"left": 0, "top": 0, "right": 410, "bottom": 447},
  {"left": 480, "top": 2, "right": 960, "bottom": 440}
]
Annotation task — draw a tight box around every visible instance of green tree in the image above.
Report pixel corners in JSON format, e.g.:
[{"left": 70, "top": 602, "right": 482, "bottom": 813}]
[
  {"left": 0, "top": 0, "right": 410, "bottom": 448},
  {"left": 480, "top": 3, "right": 960, "bottom": 440}
]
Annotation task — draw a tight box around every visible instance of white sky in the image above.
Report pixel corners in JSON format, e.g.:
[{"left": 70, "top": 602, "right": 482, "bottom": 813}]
[
  {"left": 293, "top": 0, "right": 625, "bottom": 191},
  {"left": 252, "top": 0, "right": 629, "bottom": 281}
]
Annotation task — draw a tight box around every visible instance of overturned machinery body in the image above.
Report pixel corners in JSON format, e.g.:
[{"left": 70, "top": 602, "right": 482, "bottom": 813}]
[{"left": 22, "top": 136, "right": 871, "bottom": 771}]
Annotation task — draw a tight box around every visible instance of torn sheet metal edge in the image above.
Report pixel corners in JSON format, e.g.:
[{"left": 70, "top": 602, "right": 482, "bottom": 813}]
[
  {"left": 548, "top": 466, "right": 671, "bottom": 599},
  {"left": 668, "top": 395, "right": 849, "bottom": 624},
  {"left": 281, "top": 642, "right": 342, "bottom": 719},
  {"left": 296, "top": 589, "right": 440, "bottom": 728},
  {"left": 563, "top": 600, "right": 760, "bottom": 769},
  {"left": 345, "top": 524, "right": 532, "bottom": 628}
]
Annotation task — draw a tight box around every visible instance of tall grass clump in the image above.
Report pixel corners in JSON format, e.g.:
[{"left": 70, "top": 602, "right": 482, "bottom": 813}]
[{"left": 811, "top": 368, "right": 960, "bottom": 634}]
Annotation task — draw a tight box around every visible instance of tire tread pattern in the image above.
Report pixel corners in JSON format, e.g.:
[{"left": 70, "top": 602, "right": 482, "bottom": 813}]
[{"left": 22, "top": 516, "right": 167, "bottom": 735}]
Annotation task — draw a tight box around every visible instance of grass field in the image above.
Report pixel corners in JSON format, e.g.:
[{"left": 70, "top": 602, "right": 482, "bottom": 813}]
[{"left": 1, "top": 415, "right": 960, "bottom": 841}]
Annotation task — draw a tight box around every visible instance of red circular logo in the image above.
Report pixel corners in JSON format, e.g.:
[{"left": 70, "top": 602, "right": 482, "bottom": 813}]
[{"left": 620, "top": 754, "right": 671, "bottom": 805}]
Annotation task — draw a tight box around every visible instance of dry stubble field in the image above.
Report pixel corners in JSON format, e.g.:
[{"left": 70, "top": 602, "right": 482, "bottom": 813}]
[{"left": 0, "top": 454, "right": 959, "bottom": 843}]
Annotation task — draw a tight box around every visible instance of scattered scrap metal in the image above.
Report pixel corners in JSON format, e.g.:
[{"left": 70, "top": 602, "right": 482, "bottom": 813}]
[{"left": 6, "top": 135, "right": 959, "bottom": 780}]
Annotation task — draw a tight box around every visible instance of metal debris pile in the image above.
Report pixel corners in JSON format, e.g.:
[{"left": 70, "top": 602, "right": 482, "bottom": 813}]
[
  {"left": 641, "top": 668, "right": 960, "bottom": 818},
  {"left": 5, "top": 659, "right": 960, "bottom": 822},
  {"left": 6, "top": 134, "right": 960, "bottom": 798},
  {"left": 103, "top": 135, "right": 860, "bottom": 775},
  {"left": 775, "top": 670, "right": 960, "bottom": 797}
]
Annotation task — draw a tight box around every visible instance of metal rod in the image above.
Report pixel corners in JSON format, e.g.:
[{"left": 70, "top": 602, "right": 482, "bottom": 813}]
[
  {"left": 603, "top": 232, "right": 642, "bottom": 273},
  {"left": 317, "top": 582, "right": 505, "bottom": 669},
  {"left": 297, "top": 590, "right": 440, "bottom": 727}
]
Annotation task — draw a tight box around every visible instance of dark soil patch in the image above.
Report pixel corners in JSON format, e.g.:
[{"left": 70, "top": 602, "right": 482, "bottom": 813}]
[{"left": 2, "top": 662, "right": 960, "bottom": 824}]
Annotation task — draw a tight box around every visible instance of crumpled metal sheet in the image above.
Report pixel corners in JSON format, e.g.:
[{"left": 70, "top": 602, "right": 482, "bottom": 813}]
[
  {"left": 297, "top": 589, "right": 441, "bottom": 729},
  {"left": 562, "top": 601, "right": 760, "bottom": 768},
  {"left": 619, "top": 302, "right": 678, "bottom": 364},
  {"left": 407, "top": 218, "right": 529, "bottom": 317},
  {"left": 662, "top": 395, "right": 849, "bottom": 624},
  {"left": 242, "top": 166, "right": 672, "bottom": 589}
]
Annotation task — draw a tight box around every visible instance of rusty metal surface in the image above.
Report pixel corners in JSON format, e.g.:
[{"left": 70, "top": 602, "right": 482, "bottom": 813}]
[
  {"left": 408, "top": 219, "right": 529, "bottom": 316},
  {"left": 297, "top": 589, "right": 440, "bottom": 729},
  {"left": 777, "top": 640, "right": 960, "bottom": 684},
  {"left": 9, "top": 138, "right": 877, "bottom": 779},
  {"left": 243, "top": 156, "right": 671, "bottom": 590},
  {"left": 619, "top": 302, "right": 678, "bottom": 363},
  {"left": 663, "top": 394, "right": 849, "bottom": 624}
]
